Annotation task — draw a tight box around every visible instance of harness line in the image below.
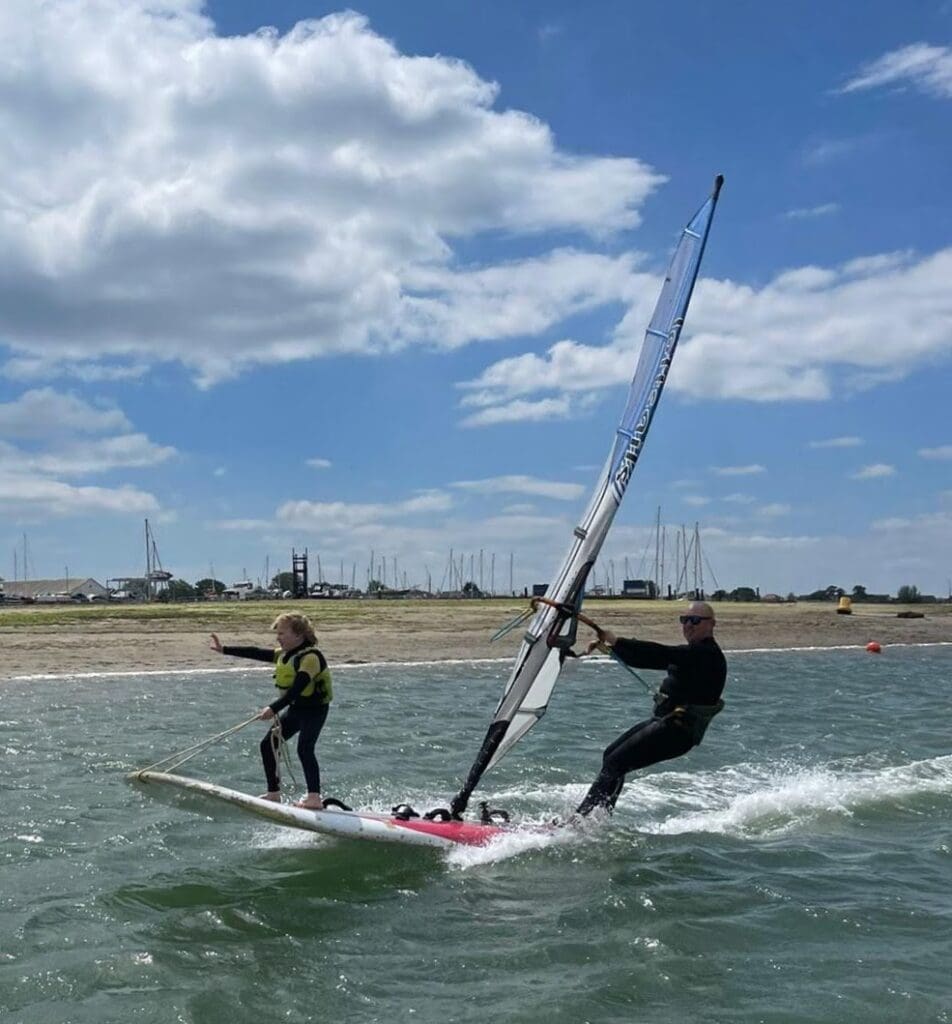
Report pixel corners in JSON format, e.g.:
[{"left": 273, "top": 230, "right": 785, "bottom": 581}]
[{"left": 135, "top": 712, "right": 262, "bottom": 775}]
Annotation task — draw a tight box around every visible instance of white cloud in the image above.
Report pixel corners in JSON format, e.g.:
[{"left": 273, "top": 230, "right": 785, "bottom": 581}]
[
  {"left": 711, "top": 465, "right": 766, "bottom": 477},
  {"left": 801, "top": 137, "right": 864, "bottom": 166},
  {"left": 405, "top": 250, "right": 642, "bottom": 352},
  {"left": 842, "top": 43, "right": 952, "bottom": 99},
  {"left": 871, "top": 510, "right": 952, "bottom": 534},
  {"left": 460, "top": 396, "right": 571, "bottom": 427},
  {"left": 271, "top": 489, "right": 454, "bottom": 531},
  {"left": 851, "top": 463, "right": 896, "bottom": 480},
  {"left": 715, "top": 531, "right": 819, "bottom": 550},
  {"left": 809, "top": 436, "right": 863, "bottom": 448},
  {"left": 683, "top": 495, "right": 711, "bottom": 506},
  {"left": 673, "top": 250, "right": 952, "bottom": 401},
  {"left": 538, "top": 23, "right": 563, "bottom": 44},
  {"left": 27, "top": 434, "right": 176, "bottom": 475},
  {"left": 919, "top": 445, "right": 952, "bottom": 460},
  {"left": 460, "top": 246, "right": 952, "bottom": 408},
  {"left": 756, "top": 503, "right": 791, "bottom": 517},
  {"left": 866, "top": 510, "right": 952, "bottom": 588},
  {"left": 0, "top": 470, "right": 158, "bottom": 516},
  {"left": 451, "top": 475, "right": 584, "bottom": 501},
  {"left": 722, "top": 492, "right": 756, "bottom": 504},
  {"left": 3, "top": 357, "right": 148, "bottom": 383},
  {"left": 0, "top": 388, "right": 174, "bottom": 516},
  {"left": 306, "top": 457, "right": 332, "bottom": 469},
  {"left": 217, "top": 518, "right": 272, "bottom": 531},
  {"left": 842, "top": 252, "right": 915, "bottom": 277},
  {"left": 0, "top": 388, "right": 130, "bottom": 438},
  {"left": 459, "top": 335, "right": 635, "bottom": 405},
  {"left": 0, "top": 390, "right": 175, "bottom": 474},
  {"left": 0, "top": 3, "right": 662, "bottom": 385},
  {"left": 784, "top": 203, "right": 839, "bottom": 220}
]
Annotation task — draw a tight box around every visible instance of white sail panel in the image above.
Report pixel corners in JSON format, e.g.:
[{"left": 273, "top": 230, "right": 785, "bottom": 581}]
[{"left": 485, "top": 644, "right": 563, "bottom": 772}]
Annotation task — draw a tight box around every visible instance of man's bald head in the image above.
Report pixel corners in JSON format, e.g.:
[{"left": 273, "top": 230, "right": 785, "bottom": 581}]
[{"left": 680, "top": 600, "right": 716, "bottom": 641}]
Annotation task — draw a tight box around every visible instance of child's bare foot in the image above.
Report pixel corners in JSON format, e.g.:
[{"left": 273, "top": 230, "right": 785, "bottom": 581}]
[
  {"left": 259, "top": 791, "right": 281, "bottom": 803},
  {"left": 294, "top": 795, "right": 324, "bottom": 810}
]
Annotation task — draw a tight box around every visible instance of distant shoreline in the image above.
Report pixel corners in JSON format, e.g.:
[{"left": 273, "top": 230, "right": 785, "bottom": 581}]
[{"left": 1, "top": 599, "right": 950, "bottom": 680}]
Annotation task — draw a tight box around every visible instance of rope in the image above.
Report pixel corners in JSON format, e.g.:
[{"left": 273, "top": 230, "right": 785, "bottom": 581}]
[
  {"left": 135, "top": 712, "right": 262, "bottom": 775},
  {"left": 606, "top": 649, "right": 653, "bottom": 695},
  {"left": 268, "top": 716, "right": 298, "bottom": 790},
  {"left": 489, "top": 605, "right": 535, "bottom": 642},
  {"left": 137, "top": 709, "right": 302, "bottom": 797}
]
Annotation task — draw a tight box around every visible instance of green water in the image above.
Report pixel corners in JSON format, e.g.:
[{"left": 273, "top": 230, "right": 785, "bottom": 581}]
[{"left": 2, "top": 646, "right": 951, "bottom": 1023}]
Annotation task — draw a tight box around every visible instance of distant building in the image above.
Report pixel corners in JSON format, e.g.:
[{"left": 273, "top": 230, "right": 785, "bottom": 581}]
[
  {"left": 4, "top": 577, "right": 110, "bottom": 601},
  {"left": 622, "top": 578, "right": 657, "bottom": 599},
  {"left": 222, "top": 580, "right": 256, "bottom": 600}
]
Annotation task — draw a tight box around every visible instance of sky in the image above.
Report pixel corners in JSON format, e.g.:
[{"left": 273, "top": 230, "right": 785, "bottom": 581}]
[{"left": 0, "top": 0, "right": 950, "bottom": 598}]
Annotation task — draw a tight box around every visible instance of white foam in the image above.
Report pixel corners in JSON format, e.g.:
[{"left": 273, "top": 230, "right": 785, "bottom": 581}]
[
  {"left": 446, "top": 819, "right": 579, "bottom": 869},
  {"left": 635, "top": 753, "right": 952, "bottom": 837},
  {"left": 8, "top": 641, "right": 952, "bottom": 682},
  {"left": 7, "top": 656, "right": 512, "bottom": 682}
]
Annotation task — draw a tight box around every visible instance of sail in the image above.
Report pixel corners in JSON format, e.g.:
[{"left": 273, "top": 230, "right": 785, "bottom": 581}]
[{"left": 449, "top": 175, "right": 724, "bottom": 818}]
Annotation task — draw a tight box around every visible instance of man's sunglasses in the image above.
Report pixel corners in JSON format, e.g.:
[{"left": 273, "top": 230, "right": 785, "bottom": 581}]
[{"left": 679, "top": 615, "right": 712, "bottom": 625}]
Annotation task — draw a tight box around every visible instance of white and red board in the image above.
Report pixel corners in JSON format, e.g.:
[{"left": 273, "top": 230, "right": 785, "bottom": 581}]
[{"left": 132, "top": 770, "right": 507, "bottom": 849}]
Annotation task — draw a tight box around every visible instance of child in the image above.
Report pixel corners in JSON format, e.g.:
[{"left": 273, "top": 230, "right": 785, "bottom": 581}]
[{"left": 211, "top": 613, "right": 332, "bottom": 809}]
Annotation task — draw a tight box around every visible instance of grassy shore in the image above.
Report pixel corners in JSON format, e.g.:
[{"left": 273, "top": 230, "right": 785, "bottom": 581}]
[
  {"left": 1, "top": 597, "right": 949, "bottom": 680},
  {"left": 1, "top": 595, "right": 950, "bottom": 629}
]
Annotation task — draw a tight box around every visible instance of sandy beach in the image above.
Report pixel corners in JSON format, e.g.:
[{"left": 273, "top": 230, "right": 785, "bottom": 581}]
[{"left": 1, "top": 598, "right": 949, "bottom": 679}]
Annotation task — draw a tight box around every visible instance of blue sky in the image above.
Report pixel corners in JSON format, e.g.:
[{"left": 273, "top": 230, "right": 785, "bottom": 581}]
[{"left": 0, "top": 0, "right": 950, "bottom": 597}]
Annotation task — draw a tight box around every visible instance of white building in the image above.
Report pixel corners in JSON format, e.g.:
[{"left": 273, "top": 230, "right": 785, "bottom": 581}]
[{"left": 3, "top": 577, "right": 110, "bottom": 601}]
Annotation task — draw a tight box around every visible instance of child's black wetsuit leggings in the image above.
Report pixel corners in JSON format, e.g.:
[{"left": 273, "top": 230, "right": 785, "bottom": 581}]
[{"left": 260, "top": 704, "right": 329, "bottom": 793}]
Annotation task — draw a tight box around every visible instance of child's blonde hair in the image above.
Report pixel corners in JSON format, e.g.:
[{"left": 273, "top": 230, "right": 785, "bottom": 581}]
[{"left": 271, "top": 612, "right": 317, "bottom": 646}]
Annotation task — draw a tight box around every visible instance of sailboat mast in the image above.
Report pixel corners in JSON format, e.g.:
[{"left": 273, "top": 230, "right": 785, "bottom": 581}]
[
  {"left": 695, "top": 522, "right": 704, "bottom": 598},
  {"left": 144, "top": 519, "right": 151, "bottom": 602},
  {"left": 660, "top": 526, "right": 667, "bottom": 598}
]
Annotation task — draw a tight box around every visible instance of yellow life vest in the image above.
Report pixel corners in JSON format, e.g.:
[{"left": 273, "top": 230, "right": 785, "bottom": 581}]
[{"left": 272, "top": 646, "right": 333, "bottom": 703}]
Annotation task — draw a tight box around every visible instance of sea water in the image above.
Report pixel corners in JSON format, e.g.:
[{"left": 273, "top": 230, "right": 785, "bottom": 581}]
[{"left": 1, "top": 644, "right": 951, "bottom": 1023}]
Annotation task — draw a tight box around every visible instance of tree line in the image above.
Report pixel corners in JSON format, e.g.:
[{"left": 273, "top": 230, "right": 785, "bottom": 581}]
[{"left": 710, "top": 584, "right": 935, "bottom": 603}]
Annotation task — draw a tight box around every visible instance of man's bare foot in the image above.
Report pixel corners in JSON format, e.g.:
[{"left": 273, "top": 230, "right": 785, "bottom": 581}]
[
  {"left": 294, "top": 796, "right": 324, "bottom": 810},
  {"left": 259, "top": 791, "right": 281, "bottom": 803}
]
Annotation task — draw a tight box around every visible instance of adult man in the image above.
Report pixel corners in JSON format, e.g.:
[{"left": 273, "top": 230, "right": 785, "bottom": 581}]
[{"left": 576, "top": 600, "right": 726, "bottom": 816}]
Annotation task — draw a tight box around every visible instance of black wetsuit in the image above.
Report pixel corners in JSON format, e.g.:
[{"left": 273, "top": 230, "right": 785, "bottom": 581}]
[
  {"left": 576, "top": 635, "right": 726, "bottom": 815},
  {"left": 222, "top": 642, "right": 330, "bottom": 793}
]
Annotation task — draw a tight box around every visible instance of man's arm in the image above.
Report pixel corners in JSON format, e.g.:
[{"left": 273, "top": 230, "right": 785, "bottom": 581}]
[{"left": 612, "top": 637, "right": 687, "bottom": 670}]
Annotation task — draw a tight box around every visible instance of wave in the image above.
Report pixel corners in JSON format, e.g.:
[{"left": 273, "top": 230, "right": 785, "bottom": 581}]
[{"left": 635, "top": 752, "right": 952, "bottom": 837}]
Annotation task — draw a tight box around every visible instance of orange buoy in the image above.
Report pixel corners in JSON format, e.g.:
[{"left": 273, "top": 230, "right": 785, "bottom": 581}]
[{"left": 866, "top": 641, "right": 882, "bottom": 654}]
